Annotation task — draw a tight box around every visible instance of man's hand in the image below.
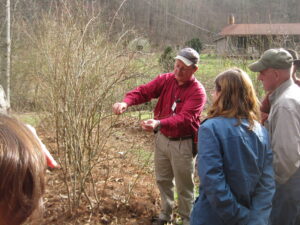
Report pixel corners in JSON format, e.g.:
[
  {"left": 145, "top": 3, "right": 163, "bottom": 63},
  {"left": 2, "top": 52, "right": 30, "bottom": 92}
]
[
  {"left": 112, "top": 102, "right": 128, "bottom": 115},
  {"left": 141, "top": 119, "right": 160, "bottom": 132},
  {"left": 293, "top": 74, "right": 300, "bottom": 86},
  {"left": 261, "top": 112, "right": 269, "bottom": 125},
  {"left": 260, "top": 92, "right": 272, "bottom": 114}
]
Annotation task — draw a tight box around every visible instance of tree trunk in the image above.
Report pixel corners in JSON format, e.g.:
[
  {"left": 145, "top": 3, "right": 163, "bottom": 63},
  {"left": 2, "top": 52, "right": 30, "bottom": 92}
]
[{"left": 6, "top": 0, "right": 11, "bottom": 110}]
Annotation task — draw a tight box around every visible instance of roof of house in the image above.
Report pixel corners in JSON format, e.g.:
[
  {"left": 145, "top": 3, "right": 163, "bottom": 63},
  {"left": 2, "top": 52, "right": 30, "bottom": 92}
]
[{"left": 220, "top": 23, "right": 300, "bottom": 36}]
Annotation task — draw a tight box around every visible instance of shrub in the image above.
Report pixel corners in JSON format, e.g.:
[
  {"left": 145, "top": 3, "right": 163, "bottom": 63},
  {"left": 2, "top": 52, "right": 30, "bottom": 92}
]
[
  {"left": 14, "top": 11, "right": 152, "bottom": 215},
  {"left": 159, "top": 46, "right": 175, "bottom": 72},
  {"left": 184, "top": 38, "right": 203, "bottom": 53}
]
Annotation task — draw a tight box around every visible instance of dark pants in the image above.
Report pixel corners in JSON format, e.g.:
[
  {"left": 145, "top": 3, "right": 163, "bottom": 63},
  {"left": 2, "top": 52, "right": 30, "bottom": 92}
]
[{"left": 270, "top": 168, "right": 300, "bottom": 225}]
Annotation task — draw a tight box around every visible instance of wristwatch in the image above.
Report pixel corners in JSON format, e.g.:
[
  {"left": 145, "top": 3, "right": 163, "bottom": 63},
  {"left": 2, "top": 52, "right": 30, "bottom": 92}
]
[{"left": 153, "top": 120, "right": 161, "bottom": 133}]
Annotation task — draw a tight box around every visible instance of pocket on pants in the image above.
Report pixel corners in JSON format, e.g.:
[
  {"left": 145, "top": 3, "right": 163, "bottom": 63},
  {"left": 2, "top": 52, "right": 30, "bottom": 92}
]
[{"left": 178, "top": 139, "right": 193, "bottom": 159}]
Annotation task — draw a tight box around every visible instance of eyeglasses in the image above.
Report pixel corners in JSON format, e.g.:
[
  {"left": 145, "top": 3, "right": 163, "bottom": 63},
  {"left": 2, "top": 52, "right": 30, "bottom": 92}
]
[{"left": 175, "top": 66, "right": 194, "bottom": 73}]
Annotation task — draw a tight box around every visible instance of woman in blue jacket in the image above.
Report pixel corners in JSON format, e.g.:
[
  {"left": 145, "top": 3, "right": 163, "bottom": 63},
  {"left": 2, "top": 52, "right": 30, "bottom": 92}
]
[{"left": 190, "top": 68, "right": 275, "bottom": 225}]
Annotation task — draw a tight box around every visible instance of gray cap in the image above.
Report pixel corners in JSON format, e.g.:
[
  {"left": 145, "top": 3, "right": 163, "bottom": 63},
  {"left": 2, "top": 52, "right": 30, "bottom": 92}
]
[
  {"left": 175, "top": 48, "right": 199, "bottom": 66},
  {"left": 249, "top": 48, "right": 293, "bottom": 72}
]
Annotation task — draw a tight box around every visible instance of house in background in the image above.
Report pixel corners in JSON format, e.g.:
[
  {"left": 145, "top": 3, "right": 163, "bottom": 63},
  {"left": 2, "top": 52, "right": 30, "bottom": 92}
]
[{"left": 215, "top": 15, "right": 300, "bottom": 57}]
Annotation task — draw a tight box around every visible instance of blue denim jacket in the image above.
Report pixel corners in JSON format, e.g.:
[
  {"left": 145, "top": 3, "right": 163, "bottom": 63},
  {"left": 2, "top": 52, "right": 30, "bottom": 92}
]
[{"left": 191, "top": 117, "right": 275, "bottom": 225}]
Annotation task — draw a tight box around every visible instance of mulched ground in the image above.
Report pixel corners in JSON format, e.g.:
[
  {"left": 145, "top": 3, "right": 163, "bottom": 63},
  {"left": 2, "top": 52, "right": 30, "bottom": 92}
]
[{"left": 39, "top": 116, "right": 161, "bottom": 225}]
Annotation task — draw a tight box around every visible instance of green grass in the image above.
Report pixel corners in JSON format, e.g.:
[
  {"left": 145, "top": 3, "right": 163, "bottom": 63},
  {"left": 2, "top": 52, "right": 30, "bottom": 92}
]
[
  {"left": 131, "top": 147, "right": 154, "bottom": 163},
  {"left": 128, "top": 147, "right": 154, "bottom": 174},
  {"left": 122, "top": 54, "right": 266, "bottom": 124},
  {"left": 126, "top": 110, "right": 154, "bottom": 120},
  {"left": 196, "top": 55, "right": 265, "bottom": 100},
  {"left": 129, "top": 52, "right": 265, "bottom": 101}
]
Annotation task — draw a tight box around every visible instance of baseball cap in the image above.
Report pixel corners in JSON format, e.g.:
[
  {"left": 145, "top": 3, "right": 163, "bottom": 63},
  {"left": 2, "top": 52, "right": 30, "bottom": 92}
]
[
  {"left": 249, "top": 48, "right": 293, "bottom": 72},
  {"left": 175, "top": 48, "right": 199, "bottom": 66}
]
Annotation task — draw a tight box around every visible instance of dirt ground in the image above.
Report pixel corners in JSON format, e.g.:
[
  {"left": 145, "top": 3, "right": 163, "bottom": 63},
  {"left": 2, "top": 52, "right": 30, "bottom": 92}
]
[{"left": 40, "top": 116, "right": 162, "bottom": 225}]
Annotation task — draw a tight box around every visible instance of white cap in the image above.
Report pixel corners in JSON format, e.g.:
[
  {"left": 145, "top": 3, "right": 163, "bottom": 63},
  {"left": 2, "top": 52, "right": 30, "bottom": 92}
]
[{"left": 174, "top": 48, "right": 200, "bottom": 66}]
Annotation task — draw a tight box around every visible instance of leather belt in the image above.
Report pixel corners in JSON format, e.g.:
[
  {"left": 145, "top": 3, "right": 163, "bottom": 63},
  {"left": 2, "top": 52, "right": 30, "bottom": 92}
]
[{"left": 167, "top": 135, "right": 193, "bottom": 141}]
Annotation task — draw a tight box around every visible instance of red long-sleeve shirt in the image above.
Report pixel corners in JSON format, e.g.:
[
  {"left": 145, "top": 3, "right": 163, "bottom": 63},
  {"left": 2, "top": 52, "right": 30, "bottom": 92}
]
[{"left": 123, "top": 73, "right": 206, "bottom": 139}]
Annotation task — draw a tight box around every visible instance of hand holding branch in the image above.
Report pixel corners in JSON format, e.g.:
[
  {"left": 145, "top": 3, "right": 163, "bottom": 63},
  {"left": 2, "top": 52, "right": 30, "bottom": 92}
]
[{"left": 112, "top": 102, "right": 128, "bottom": 115}]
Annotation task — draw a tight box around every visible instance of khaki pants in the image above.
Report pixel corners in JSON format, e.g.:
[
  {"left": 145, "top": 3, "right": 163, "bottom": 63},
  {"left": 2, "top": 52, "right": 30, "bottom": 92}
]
[{"left": 155, "top": 131, "right": 194, "bottom": 224}]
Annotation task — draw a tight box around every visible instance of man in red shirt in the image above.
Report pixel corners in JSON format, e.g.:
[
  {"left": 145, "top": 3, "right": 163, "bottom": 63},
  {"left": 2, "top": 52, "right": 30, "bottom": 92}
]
[{"left": 113, "top": 48, "right": 206, "bottom": 225}]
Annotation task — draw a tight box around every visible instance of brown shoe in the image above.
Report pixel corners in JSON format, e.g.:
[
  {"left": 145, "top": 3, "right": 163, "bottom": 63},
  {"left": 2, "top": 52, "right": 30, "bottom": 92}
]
[{"left": 152, "top": 217, "right": 169, "bottom": 225}]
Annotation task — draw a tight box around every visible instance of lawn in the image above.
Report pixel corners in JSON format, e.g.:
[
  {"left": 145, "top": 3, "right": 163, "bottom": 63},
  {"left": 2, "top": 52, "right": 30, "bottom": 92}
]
[
  {"left": 126, "top": 53, "right": 265, "bottom": 117},
  {"left": 197, "top": 54, "right": 265, "bottom": 99}
]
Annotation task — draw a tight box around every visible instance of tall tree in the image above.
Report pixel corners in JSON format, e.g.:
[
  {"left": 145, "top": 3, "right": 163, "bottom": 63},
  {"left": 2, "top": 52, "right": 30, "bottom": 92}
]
[{"left": 6, "top": 0, "right": 11, "bottom": 109}]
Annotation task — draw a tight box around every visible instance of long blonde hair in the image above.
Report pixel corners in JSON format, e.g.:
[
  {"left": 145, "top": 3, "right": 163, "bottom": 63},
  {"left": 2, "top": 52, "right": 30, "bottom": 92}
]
[
  {"left": 0, "top": 115, "right": 46, "bottom": 225},
  {"left": 207, "top": 68, "right": 261, "bottom": 129}
]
